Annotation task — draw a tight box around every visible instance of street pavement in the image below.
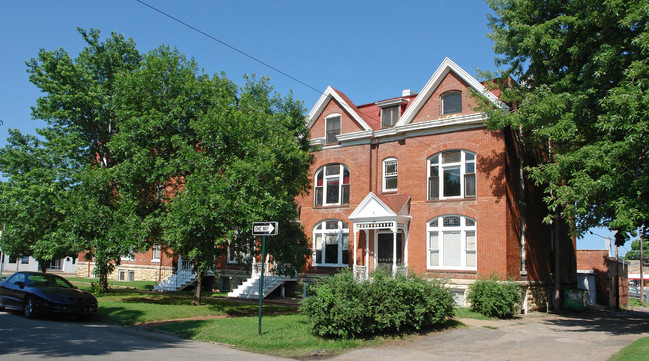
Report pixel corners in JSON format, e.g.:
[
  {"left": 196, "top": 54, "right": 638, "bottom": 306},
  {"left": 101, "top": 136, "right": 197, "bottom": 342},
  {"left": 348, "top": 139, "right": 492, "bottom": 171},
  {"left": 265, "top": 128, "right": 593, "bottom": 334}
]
[
  {"left": 0, "top": 311, "right": 290, "bottom": 361},
  {"left": 2, "top": 306, "right": 649, "bottom": 360}
]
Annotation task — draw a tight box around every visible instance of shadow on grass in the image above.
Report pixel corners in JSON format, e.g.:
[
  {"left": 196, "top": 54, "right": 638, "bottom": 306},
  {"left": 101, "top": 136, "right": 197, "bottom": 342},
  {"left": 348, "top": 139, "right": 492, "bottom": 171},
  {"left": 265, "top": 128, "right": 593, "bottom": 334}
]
[{"left": 94, "top": 305, "right": 147, "bottom": 324}]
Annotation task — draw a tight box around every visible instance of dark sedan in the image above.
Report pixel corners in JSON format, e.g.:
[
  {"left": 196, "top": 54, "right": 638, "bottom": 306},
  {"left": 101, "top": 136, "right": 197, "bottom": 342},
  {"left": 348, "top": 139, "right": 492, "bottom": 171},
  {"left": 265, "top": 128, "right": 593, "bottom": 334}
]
[{"left": 0, "top": 272, "right": 97, "bottom": 320}]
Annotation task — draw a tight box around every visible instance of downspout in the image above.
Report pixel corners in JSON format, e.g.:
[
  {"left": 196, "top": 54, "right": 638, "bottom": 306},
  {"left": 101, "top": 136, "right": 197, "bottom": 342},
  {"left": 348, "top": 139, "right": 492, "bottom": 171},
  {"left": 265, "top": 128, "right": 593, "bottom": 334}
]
[
  {"left": 375, "top": 138, "right": 379, "bottom": 193},
  {"left": 369, "top": 140, "right": 373, "bottom": 193},
  {"left": 517, "top": 127, "right": 527, "bottom": 277}
]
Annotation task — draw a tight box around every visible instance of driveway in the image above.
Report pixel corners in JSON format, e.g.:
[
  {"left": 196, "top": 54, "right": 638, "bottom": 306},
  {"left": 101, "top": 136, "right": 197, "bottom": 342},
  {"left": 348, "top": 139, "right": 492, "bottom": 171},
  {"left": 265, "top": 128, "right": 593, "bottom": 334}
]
[{"left": 332, "top": 307, "right": 649, "bottom": 361}]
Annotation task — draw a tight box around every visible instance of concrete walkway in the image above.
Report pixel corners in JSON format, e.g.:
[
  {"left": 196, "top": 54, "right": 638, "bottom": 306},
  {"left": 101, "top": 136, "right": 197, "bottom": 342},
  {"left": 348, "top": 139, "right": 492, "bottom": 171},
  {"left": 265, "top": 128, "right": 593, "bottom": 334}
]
[{"left": 332, "top": 307, "right": 649, "bottom": 361}]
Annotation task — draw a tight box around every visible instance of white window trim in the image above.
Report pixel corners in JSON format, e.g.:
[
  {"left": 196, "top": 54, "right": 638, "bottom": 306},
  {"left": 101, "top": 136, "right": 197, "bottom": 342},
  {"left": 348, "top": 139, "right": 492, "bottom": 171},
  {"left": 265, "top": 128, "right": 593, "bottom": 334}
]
[
  {"left": 441, "top": 90, "right": 462, "bottom": 115},
  {"left": 121, "top": 254, "right": 135, "bottom": 262},
  {"left": 382, "top": 157, "right": 398, "bottom": 192},
  {"left": 227, "top": 243, "right": 252, "bottom": 264},
  {"left": 426, "top": 215, "right": 477, "bottom": 271},
  {"left": 314, "top": 164, "right": 350, "bottom": 207},
  {"left": 312, "top": 219, "right": 350, "bottom": 267},
  {"left": 325, "top": 114, "right": 342, "bottom": 145},
  {"left": 380, "top": 105, "right": 400, "bottom": 128},
  {"left": 151, "top": 244, "right": 161, "bottom": 263},
  {"left": 427, "top": 150, "right": 476, "bottom": 200}
]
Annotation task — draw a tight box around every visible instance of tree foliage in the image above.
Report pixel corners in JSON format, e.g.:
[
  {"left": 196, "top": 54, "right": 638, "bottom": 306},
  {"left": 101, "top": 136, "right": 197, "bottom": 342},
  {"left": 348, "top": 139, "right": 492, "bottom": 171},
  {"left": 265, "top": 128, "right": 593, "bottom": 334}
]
[
  {"left": 482, "top": 0, "right": 649, "bottom": 241},
  {"left": 624, "top": 226, "right": 649, "bottom": 260},
  {"left": 0, "top": 129, "right": 77, "bottom": 269},
  {"left": 2, "top": 29, "right": 312, "bottom": 300},
  {"left": 12, "top": 28, "right": 144, "bottom": 290},
  {"left": 111, "top": 46, "right": 313, "bottom": 304}
]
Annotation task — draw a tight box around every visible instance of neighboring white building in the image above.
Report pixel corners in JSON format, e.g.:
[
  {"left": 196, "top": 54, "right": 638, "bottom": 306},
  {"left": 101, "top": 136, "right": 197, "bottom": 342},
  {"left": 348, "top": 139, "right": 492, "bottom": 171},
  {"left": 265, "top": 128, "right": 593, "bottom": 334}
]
[{"left": 0, "top": 252, "right": 78, "bottom": 274}]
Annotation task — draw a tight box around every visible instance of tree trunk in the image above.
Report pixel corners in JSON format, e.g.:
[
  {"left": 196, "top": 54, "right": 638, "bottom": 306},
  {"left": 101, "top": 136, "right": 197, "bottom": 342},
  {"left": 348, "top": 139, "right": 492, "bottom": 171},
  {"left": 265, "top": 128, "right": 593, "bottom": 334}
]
[
  {"left": 192, "top": 270, "right": 203, "bottom": 306},
  {"left": 100, "top": 270, "right": 109, "bottom": 293},
  {"left": 40, "top": 260, "right": 47, "bottom": 273}
]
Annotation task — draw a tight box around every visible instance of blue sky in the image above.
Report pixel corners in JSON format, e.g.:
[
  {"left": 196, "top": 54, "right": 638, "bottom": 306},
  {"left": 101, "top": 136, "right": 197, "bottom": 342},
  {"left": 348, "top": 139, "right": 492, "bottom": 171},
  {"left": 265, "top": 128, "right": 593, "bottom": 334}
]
[{"left": 0, "top": 0, "right": 620, "bottom": 252}]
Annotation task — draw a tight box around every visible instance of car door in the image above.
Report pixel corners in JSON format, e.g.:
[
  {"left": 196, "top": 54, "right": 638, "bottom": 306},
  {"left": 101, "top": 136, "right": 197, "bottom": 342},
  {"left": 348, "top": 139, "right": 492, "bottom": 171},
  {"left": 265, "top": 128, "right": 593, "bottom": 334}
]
[{"left": 1, "top": 273, "right": 27, "bottom": 309}]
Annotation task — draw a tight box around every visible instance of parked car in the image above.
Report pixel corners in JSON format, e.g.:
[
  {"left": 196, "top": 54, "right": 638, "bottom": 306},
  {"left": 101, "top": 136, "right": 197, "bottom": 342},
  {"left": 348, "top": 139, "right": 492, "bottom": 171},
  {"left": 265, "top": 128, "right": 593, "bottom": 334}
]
[{"left": 0, "top": 272, "right": 97, "bottom": 320}]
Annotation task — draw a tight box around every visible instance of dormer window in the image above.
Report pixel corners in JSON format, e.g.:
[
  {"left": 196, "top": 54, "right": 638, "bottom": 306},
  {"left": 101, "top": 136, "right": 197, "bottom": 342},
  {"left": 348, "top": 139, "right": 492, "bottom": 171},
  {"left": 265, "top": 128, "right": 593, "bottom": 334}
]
[
  {"left": 441, "top": 91, "right": 462, "bottom": 115},
  {"left": 376, "top": 98, "right": 406, "bottom": 129},
  {"left": 381, "top": 106, "right": 400, "bottom": 128},
  {"left": 326, "top": 115, "right": 341, "bottom": 144}
]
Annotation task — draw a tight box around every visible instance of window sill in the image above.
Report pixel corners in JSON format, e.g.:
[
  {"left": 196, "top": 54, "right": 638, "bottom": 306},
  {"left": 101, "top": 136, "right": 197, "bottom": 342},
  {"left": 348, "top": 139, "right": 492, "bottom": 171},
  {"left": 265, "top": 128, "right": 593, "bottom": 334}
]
[
  {"left": 313, "top": 264, "right": 350, "bottom": 268},
  {"left": 313, "top": 204, "right": 350, "bottom": 209},
  {"left": 426, "top": 267, "right": 477, "bottom": 272},
  {"left": 151, "top": 259, "right": 160, "bottom": 263},
  {"left": 427, "top": 197, "right": 476, "bottom": 203}
]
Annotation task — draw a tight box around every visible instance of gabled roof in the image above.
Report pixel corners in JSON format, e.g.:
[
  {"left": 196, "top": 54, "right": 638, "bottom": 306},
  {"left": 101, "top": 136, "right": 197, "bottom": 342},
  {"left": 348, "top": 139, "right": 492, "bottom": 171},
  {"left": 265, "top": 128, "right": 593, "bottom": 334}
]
[
  {"left": 348, "top": 192, "right": 411, "bottom": 224},
  {"left": 305, "top": 86, "right": 373, "bottom": 131},
  {"left": 396, "top": 58, "right": 509, "bottom": 126}
]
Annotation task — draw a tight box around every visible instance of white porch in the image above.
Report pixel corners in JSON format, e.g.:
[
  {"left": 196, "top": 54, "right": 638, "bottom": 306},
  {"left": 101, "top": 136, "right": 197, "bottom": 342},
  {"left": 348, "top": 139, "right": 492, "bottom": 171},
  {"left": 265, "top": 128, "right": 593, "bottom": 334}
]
[{"left": 348, "top": 192, "right": 411, "bottom": 279}]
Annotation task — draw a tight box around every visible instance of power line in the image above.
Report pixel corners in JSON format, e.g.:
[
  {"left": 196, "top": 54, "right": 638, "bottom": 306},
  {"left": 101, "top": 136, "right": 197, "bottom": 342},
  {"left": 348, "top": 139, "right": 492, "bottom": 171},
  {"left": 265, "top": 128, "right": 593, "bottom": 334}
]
[
  {"left": 135, "top": 0, "right": 322, "bottom": 95},
  {"left": 135, "top": 0, "right": 399, "bottom": 126}
]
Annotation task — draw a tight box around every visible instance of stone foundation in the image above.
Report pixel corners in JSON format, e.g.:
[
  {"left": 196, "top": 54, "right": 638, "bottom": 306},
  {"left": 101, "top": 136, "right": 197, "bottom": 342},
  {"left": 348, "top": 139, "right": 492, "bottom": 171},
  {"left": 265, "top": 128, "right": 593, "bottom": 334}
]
[{"left": 77, "top": 262, "right": 173, "bottom": 283}]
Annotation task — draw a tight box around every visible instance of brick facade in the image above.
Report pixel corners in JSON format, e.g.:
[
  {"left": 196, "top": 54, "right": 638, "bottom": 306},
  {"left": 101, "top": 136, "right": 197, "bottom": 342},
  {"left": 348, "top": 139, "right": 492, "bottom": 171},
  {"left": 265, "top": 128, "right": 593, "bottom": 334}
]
[
  {"left": 577, "top": 250, "right": 628, "bottom": 308},
  {"left": 298, "top": 58, "right": 576, "bottom": 310}
]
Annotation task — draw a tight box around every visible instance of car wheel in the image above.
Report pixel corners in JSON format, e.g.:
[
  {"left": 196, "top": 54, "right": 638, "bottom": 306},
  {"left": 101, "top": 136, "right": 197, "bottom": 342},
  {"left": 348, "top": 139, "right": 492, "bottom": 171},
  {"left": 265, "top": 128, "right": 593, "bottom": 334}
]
[{"left": 23, "top": 297, "right": 36, "bottom": 319}]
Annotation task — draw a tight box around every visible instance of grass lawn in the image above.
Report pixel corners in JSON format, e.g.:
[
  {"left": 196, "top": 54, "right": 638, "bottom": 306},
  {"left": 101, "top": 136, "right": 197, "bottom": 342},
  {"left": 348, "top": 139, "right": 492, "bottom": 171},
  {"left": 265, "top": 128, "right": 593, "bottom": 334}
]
[
  {"left": 152, "top": 313, "right": 382, "bottom": 358},
  {"left": 89, "top": 289, "right": 462, "bottom": 358},
  {"left": 627, "top": 298, "right": 648, "bottom": 308},
  {"left": 609, "top": 337, "right": 649, "bottom": 361},
  {"left": 93, "top": 289, "right": 294, "bottom": 324},
  {"left": 454, "top": 307, "right": 492, "bottom": 320},
  {"left": 67, "top": 277, "right": 157, "bottom": 291}
]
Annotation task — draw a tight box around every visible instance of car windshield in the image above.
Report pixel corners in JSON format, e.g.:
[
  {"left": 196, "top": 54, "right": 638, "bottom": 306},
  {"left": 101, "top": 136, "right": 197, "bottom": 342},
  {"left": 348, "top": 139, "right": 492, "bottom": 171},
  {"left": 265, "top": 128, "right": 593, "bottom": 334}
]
[{"left": 27, "top": 274, "right": 75, "bottom": 289}]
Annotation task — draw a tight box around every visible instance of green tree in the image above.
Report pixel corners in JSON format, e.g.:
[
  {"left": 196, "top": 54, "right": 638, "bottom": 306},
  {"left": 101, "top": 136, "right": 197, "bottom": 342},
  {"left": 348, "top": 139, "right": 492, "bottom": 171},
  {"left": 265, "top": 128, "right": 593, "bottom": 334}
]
[
  {"left": 624, "top": 226, "right": 649, "bottom": 260},
  {"left": 481, "top": 0, "right": 649, "bottom": 241},
  {"left": 26, "top": 28, "right": 143, "bottom": 291},
  {"left": 0, "top": 129, "right": 77, "bottom": 270},
  {"left": 110, "top": 46, "right": 312, "bottom": 305}
]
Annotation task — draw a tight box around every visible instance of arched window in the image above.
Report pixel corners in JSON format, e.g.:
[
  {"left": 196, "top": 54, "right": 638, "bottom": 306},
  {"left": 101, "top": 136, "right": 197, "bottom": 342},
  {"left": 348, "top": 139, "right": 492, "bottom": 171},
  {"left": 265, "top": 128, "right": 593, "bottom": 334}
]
[
  {"left": 441, "top": 91, "right": 462, "bottom": 115},
  {"left": 314, "top": 164, "right": 350, "bottom": 207},
  {"left": 313, "top": 220, "right": 349, "bottom": 266},
  {"left": 383, "top": 157, "right": 398, "bottom": 192},
  {"left": 427, "top": 215, "right": 476, "bottom": 270},
  {"left": 428, "top": 150, "right": 475, "bottom": 200}
]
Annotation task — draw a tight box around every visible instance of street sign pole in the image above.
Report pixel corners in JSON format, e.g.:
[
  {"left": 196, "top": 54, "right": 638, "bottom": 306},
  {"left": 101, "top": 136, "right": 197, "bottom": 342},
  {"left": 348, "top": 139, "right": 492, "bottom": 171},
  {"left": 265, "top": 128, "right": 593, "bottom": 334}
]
[
  {"left": 258, "top": 235, "right": 266, "bottom": 335},
  {"left": 252, "top": 221, "right": 276, "bottom": 336}
]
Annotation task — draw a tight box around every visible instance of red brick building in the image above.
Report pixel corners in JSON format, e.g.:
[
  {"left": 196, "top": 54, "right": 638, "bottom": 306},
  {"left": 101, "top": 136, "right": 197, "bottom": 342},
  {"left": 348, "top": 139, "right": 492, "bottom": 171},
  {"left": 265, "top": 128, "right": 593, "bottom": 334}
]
[
  {"left": 296, "top": 58, "right": 576, "bottom": 309},
  {"left": 577, "top": 250, "right": 628, "bottom": 308},
  {"left": 78, "top": 58, "right": 576, "bottom": 308}
]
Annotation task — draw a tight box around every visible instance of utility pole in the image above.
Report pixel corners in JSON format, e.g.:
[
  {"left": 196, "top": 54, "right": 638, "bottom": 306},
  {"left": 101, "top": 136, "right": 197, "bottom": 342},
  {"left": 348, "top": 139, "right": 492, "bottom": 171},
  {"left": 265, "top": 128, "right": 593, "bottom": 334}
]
[
  {"left": 641, "top": 235, "right": 645, "bottom": 304},
  {"left": 0, "top": 225, "right": 4, "bottom": 277},
  {"left": 615, "top": 243, "right": 620, "bottom": 310}
]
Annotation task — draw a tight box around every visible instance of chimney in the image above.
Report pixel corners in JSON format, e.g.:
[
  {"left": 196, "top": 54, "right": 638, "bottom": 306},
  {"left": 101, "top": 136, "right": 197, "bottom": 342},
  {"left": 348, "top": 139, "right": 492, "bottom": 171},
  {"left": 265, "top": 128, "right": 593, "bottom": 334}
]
[
  {"left": 605, "top": 237, "right": 612, "bottom": 257},
  {"left": 402, "top": 89, "right": 414, "bottom": 97}
]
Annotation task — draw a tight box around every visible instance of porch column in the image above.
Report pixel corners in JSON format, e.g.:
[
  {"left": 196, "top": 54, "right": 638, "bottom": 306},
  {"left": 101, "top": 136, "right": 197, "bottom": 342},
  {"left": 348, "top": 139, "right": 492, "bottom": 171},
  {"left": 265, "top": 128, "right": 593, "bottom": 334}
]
[
  {"left": 392, "top": 224, "right": 397, "bottom": 277},
  {"left": 353, "top": 227, "right": 358, "bottom": 276},
  {"left": 364, "top": 229, "right": 370, "bottom": 279},
  {"left": 404, "top": 226, "right": 409, "bottom": 268}
]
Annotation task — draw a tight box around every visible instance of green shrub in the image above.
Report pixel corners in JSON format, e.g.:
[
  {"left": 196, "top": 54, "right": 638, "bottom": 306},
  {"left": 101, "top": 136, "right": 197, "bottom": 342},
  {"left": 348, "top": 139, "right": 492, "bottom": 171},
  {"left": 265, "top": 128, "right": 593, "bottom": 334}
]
[
  {"left": 467, "top": 275, "right": 521, "bottom": 319},
  {"left": 300, "top": 269, "right": 454, "bottom": 338}
]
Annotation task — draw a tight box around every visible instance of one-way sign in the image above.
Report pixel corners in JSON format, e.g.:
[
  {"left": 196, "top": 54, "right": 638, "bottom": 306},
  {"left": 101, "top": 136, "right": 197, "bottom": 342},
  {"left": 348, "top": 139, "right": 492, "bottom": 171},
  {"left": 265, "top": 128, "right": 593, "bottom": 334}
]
[{"left": 252, "top": 222, "right": 278, "bottom": 236}]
